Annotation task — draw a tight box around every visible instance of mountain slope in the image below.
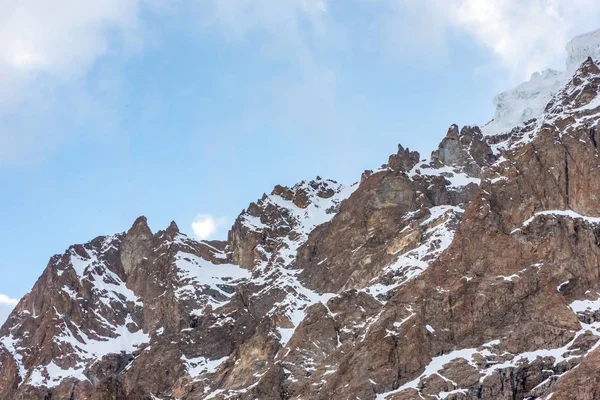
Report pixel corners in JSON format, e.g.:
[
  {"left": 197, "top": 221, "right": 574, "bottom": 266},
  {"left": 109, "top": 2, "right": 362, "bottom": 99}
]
[{"left": 3, "top": 29, "right": 600, "bottom": 400}]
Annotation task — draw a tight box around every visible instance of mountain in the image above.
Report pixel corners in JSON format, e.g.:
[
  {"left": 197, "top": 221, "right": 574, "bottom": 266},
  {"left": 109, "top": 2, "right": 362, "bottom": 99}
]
[{"left": 3, "top": 29, "right": 600, "bottom": 400}]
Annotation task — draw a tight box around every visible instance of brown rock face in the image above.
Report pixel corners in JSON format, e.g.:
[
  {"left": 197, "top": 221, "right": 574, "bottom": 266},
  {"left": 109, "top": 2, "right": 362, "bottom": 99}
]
[
  {"left": 120, "top": 216, "right": 154, "bottom": 275},
  {"left": 387, "top": 145, "right": 420, "bottom": 172},
  {"left": 295, "top": 125, "right": 486, "bottom": 295},
  {"left": 5, "top": 34, "right": 600, "bottom": 400},
  {"left": 431, "top": 125, "right": 496, "bottom": 177}
]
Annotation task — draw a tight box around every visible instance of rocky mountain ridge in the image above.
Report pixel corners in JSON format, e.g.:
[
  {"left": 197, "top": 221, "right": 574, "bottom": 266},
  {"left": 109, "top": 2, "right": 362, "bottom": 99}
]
[{"left": 3, "top": 30, "right": 600, "bottom": 399}]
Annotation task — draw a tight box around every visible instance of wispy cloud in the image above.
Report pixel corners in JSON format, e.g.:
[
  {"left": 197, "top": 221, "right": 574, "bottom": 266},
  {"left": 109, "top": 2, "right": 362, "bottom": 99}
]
[
  {"left": 190, "top": 0, "right": 350, "bottom": 140},
  {"left": 0, "top": 0, "right": 345, "bottom": 166},
  {"left": 0, "top": 294, "right": 18, "bottom": 327},
  {"left": 451, "top": 0, "right": 569, "bottom": 77},
  {"left": 0, "top": 0, "right": 142, "bottom": 77},
  {"left": 0, "top": 0, "right": 146, "bottom": 165},
  {"left": 191, "top": 214, "right": 228, "bottom": 240},
  {"left": 2, "top": 0, "right": 600, "bottom": 166},
  {"left": 380, "top": 0, "right": 600, "bottom": 80}
]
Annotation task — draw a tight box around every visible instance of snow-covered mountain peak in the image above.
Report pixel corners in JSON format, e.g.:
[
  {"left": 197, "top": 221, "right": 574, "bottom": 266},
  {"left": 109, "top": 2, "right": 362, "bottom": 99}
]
[
  {"left": 230, "top": 177, "right": 357, "bottom": 270},
  {"left": 270, "top": 176, "right": 351, "bottom": 209},
  {"left": 483, "top": 68, "right": 565, "bottom": 136},
  {"left": 566, "top": 28, "right": 600, "bottom": 72},
  {"left": 483, "top": 28, "right": 600, "bottom": 137}
]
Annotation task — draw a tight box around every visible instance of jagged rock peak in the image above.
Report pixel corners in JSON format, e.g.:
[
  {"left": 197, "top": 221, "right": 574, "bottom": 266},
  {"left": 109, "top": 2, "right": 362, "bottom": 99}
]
[
  {"left": 387, "top": 144, "right": 419, "bottom": 172},
  {"left": 229, "top": 177, "right": 355, "bottom": 268},
  {"left": 154, "top": 220, "right": 181, "bottom": 242},
  {"left": 166, "top": 220, "right": 180, "bottom": 234},
  {"left": 578, "top": 56, "right": 600, "bottom": 77},
  {"left": 544, "top": 56, "right": 600, "bottom": 119},
  {"left": 446, "top": 123, "right": 460, "bottom": 138},
  {"left": 270, "top": 177, "right": 343, "bottom": 209},
  {"left": 121, "top": 215, "right": 154, "bottom": 274},
  {"left": 430, "top": 124, "right": 494, "bottom": 177},
  {"left": 128, "top": 215, "right": 153, "bottom": 236}
]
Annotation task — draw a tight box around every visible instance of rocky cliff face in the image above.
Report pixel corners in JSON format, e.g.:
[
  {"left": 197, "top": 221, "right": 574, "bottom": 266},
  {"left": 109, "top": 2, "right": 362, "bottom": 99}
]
[{"left": 4, "top": 30, "right": 600, "bottom": 400}]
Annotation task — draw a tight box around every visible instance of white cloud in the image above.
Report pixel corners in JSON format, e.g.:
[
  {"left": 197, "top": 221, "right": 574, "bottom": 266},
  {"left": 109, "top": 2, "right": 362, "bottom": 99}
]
[
  {"left": 0, "top": 0, "right": 142, "bottom": 77},
  {"left": 0, "top": 0, "right": 146, "bottom": 165},
  {"left": 191, "top": 214, "right": 228, "bottom": 240},
  {"left": 451, "top": 0, "right": 568, "bottom": 77},
  {"left": 0, "top": 294, "right": 18, "bottom": 327},
  {"left": 2, "top": 0, "right": 599, "bottom": 165},
  {"left": 0, "top": 0, "right": 345, "bottom": 165},
  {"left": 382, "top": 0, "right": 600, "bottom": 79}
]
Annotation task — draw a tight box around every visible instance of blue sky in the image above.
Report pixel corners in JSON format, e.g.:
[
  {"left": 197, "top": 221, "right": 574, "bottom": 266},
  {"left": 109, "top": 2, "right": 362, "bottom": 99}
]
[{"left": 1, "top": 0, "right": 599, "bottom": 321}]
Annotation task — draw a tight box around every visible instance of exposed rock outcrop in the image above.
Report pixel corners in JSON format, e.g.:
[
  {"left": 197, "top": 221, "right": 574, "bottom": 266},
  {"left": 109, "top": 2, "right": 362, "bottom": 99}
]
[{"left": 4, "top": 28, "right": 600, "bottom": 400}]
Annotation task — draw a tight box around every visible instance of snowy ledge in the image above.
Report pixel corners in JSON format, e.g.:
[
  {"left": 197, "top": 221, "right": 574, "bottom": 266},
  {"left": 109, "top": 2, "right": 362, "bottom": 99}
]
[{"left": 512, "top": 210, "right": 600, "bottom": 234}]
